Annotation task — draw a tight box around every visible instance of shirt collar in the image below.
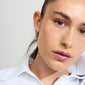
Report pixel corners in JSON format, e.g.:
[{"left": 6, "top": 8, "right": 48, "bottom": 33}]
[{"left": 1, "top": 57, "right": 35, "bottom": 81}]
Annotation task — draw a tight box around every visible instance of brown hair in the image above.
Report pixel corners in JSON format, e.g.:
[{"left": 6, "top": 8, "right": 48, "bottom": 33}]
[{"left": 27, "top": 0, "right": 55, "bottom": 59}]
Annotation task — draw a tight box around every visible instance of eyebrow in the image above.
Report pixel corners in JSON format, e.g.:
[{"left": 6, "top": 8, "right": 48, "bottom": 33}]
[{"left": 53, "top": 11, "right": 72, "bottom": 22}]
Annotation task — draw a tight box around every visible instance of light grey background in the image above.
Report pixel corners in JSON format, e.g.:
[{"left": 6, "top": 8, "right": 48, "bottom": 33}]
[{"left": 0, "top": 0, "right": 44, "bottom": 69}]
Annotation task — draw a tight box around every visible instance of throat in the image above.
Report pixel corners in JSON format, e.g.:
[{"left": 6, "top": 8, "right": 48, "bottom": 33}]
[{"left": 29, "top": 53, "right": 70, "bottom": 85}]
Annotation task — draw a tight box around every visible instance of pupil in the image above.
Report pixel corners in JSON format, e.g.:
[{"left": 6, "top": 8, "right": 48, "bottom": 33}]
[
  {"left": 58, "top": 21, "right": 63, "bottom": 25},
  {"left": 80, "top": 29, "right": 85, "bottom": 33}
]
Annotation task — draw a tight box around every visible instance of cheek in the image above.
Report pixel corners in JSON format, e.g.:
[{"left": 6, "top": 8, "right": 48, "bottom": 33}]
[
  {"left": 38, "top": 20, "right": 66, "bottom": 53},
  {"left": 43, "top": 28, "right": 55, "bottom": 45},
  {"left": 38, "top": 26, "right": 53, "bottom": 51},
  {"left": 37, "top": 23, "right": 57, "bottom": 58},
  {"left": 74, "top": 38, "right": 85, "bottom": 52},
  {"left": 39, "top": 24, "right": 62, "bottom": 47}
]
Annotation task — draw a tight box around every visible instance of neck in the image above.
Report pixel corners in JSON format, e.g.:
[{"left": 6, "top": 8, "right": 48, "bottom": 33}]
[{"left": 29, "top": 53, "right": 70, "bottom": 85}]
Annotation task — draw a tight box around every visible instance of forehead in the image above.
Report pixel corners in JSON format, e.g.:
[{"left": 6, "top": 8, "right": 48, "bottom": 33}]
[{"left": 45, "top": 0, "right": 85, "bottom": 20}]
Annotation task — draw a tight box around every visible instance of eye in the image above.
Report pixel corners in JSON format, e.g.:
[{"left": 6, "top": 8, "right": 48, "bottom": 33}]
[
  {"left": 54, "top": 19, "right": 66, "bottom": 27},
  {"left": 79, "top": 29, "right": 85, "bottom": 35}
]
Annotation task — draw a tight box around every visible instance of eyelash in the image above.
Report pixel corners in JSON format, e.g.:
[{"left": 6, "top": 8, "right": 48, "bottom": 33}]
[
  {"left": 54, "top": 18, "right": 66, "bottom": 27},
  {"left": 79, "top": 28, "right": 85, "bottom": 35},
  {"left": 54, "top": 19, "right": 85, "bottom": 35}
]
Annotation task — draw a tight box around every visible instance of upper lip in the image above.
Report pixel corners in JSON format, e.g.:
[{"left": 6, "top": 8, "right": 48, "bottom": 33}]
[{"left": 52, "top": 50, "right": 72, "bottom": 58}]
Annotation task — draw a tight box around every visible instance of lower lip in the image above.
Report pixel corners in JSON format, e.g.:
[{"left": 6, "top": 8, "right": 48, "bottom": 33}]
[{"left": 53, "top": 52, "right": 70, "bottom": 61}]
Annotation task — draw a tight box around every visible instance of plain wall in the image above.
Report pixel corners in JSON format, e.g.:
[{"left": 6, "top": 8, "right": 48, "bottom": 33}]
[{"left": 0, "top": 0, "right": 44, "bottom": 69}]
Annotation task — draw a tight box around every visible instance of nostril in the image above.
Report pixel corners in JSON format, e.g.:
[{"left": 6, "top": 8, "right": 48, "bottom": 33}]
[
  {"left": 61, "top": 40, "right": 72, "bottom": 48},
  {"left": 61, "top": 43, "right": 67, "bottom": 47}
]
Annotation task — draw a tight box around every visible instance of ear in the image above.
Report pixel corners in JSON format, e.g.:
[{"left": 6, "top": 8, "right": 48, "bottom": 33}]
[{"left": 33, "top": 11, "right": 41, "bottom": 32}]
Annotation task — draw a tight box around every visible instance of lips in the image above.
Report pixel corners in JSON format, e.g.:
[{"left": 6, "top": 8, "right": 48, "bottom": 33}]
[
  {"left": 53, "top": 51, "right": 72, "bottom": 58},
  {"left": 52, "top": 50, "right": 72, "bottom": 61}
]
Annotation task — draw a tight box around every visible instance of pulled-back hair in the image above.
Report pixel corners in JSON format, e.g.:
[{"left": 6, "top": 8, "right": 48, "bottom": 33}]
[
  {"left": 27, "top": 0, "right": 55, "bottom": 59},
  {"left": 41, "top": 0, "right": 55, "bottom": 18}
]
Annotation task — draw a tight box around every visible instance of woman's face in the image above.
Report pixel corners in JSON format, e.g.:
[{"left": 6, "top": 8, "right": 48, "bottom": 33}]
[{"left": 34, "top": 0, "right": 85, "bottom": 71}]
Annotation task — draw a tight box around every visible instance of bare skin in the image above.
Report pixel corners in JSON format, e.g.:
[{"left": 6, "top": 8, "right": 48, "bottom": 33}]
[{"left": 30, "top": 0, "right": 85, "bottom": 85}]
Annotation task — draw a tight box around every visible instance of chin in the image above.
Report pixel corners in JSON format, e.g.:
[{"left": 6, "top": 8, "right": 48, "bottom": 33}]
[{"left": 47, "top": 61, "right": 68, "bottom": 72}]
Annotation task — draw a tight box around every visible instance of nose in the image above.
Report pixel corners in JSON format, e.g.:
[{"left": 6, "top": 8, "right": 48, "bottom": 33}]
[{"left": 60, "top": 30, "right": 73, "bottom": 49}]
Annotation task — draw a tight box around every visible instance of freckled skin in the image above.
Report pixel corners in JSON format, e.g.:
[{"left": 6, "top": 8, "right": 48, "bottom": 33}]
[{"left": 30, "top": 0, "right": 85, "bottom": 84}]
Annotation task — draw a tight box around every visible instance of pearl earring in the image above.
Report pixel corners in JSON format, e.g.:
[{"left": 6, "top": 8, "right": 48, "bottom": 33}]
[{"left": 34, "top": 27, "right": 38, "bottom": 31}]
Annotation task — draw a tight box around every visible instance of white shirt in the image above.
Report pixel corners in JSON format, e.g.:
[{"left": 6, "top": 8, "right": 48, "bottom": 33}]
[{"left": 0, "top": 52, "right": 85, "bottom": 85}]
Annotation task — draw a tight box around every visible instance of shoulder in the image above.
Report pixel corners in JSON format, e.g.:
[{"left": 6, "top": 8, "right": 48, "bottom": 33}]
[
  {"left": 0, "top": 69, "right": 9, "bottom": 80},
  {"left": 0, "top": 67, "right": 23, "bottom": 85},
  {"left": 0, "top": 57, "right": 31, "bottom": 81},
  {"left": 0, "top": 67, "right": 18, "bottom": 81}
]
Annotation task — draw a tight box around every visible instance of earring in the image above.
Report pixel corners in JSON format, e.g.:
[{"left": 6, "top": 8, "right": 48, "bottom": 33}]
[{"left": 34, "top": 27, "right": 38, "bottom": 31}]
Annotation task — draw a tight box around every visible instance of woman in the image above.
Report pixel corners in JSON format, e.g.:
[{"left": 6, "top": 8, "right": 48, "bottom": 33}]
[{"left": 0, "top": 0, "right": 85, "bottom": 85}]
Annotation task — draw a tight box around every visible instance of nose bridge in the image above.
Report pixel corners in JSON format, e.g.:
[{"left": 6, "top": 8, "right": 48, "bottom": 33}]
[
  {"left": 65, "top": 29, "right": 73, "bottom": 42},
  {"left": 61, "top": 29, "right": 74, "bottom": 48}
]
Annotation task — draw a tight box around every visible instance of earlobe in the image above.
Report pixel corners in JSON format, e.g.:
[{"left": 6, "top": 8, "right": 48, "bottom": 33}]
[
  {"left": 33, "top": 11, "right": 41, "bottom": 32},
  {"left": 34, "top": 27, "right": 39, "bottom": 32}
]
